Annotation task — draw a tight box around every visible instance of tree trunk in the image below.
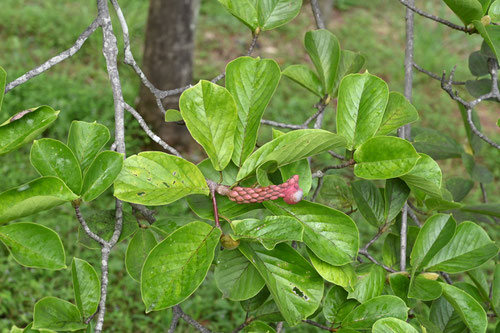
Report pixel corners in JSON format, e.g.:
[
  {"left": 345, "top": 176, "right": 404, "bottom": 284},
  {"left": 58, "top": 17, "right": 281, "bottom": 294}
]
[{"left": 137, "top": 0, "right": 201, "bottom": 157}]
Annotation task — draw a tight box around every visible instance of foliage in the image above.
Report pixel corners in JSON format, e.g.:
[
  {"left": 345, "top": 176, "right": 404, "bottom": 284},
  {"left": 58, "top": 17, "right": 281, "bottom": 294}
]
[{"left": 0, "top": 0, "right": 499, "bottom": 332}]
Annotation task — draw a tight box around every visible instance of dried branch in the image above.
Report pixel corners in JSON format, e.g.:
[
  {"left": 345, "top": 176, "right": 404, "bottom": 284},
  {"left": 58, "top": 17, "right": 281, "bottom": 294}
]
[
  {"left": 4, "top": 19, "right": 99, "bottom": 94},
  {"left": 124, "top": 103, "right": 183, "bottom": 157},
  {"left": 413, "top": 63, "right": 465, "bottom": 85},
  {"left": 398, "top": 0, "right": 470, "bottom": 32}
]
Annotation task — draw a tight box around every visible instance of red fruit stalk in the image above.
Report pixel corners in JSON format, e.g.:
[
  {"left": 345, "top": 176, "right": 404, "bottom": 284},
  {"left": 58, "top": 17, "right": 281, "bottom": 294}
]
[{"left": 215, "top": 175, "right": 303, "bottom": 205}]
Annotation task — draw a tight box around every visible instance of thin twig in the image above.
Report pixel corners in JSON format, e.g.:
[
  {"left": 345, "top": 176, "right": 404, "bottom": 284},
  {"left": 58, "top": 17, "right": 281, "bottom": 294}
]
[
  {"left": 400, "top": 204, "right": 408, "bottom": 271},
  {"left": 231, "top": 317, "right": 255, "bottom": 333},
  {"left": 130, "top": 203, "right": 156, "bottom": 224},
  {"left": 311, "top": 177, "right": 324, "bottom": 202},
  {"left": 260, "top": 119, "right": 304, "bottom": 129},
  {"left": 303, "top": 319, "right": 335, "bottom": 331},
  {"left": 276, "top": 322, "right": 284, "bottom": 333},
  {"left": 168, "top": 306, "right": 182, "bottom": 333},
  {"left": 441, "top": 272, "right": 453, "bottom": 284},
  {"left": 407, "top": 206, "right": 422, "bottom": 227},
  {"left": 359, "top": 249, "right": 397, "bottom": 273},
  {"left": 413, "top": 63, "right": 465, "bottom": 85},
  {"left": 480, "top": 183, "right": 488, "bottom": 203},
  {"left": 5, "top": 19, "right": 99, "bottom": 93},
  {"left": 124, "top": 103, "right": 183, "bottom": 157},
  {"left": 363, "top": 223, "right": 390, "bottom": 251},
  {"left": 328, "top": 150, "right": 345, "bottom": 160},
  {"left": 74, "top": 205, "right": 107, "bottom": 245},
  {"left": 407, "top": 201, "right": 427, "bottom": 215},
  {"left": 398, "top": 0, "right": 469, "bottom": 32},
  {"left": 177, "top": 307, "right": 213, "bottom": 333}
]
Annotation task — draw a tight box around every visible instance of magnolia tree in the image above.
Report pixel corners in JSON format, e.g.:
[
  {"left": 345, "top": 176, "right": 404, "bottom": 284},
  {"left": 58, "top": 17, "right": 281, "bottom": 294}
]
[{"left": 0, "top": 0, "right": 499, "bottom": 332}]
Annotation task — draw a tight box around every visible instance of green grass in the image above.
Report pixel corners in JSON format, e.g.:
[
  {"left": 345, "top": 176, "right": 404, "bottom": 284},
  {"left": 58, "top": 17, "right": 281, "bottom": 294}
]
[{"left": 0, "top": 0, "right": 499, "bottom": 332}]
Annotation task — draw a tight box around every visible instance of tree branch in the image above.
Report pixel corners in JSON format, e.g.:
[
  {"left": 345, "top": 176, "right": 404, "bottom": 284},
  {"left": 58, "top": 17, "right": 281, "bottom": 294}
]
[
  {"left": 4, "top": 19, "right": 99, "bottom": 94},
  {"left": 358, "top": 249, "right": 397, "bottom": 273},
  {"left": 413, "top": 63, "right": 465, "bottom": 85},
  {"left": 177, "top": 306, "right": 213, "bottom": 333},
  {"left": 124, "top": 103, "right": 183, "bottom": 157},
  {"left": 398, "top": 0, "right": 470, "bottom": 32},
  {"left": 310, "top": 0, "right": 326, "bottom": 30},
  {"left": 74, "top": 204, "right": 107, "bottom": 246},
  {"left": 303, "top": 319, "right": 335, "bottom": 331}
]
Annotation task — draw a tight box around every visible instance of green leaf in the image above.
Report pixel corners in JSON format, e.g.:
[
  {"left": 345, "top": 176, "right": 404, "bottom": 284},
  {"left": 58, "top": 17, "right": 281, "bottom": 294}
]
[
  {"left": 215, "top": 248, "right": 265, "bottom": 301},
  {"left": 308, "top": 249, "right": 356, "bottom": 291},
  {"left": 81, "top": 151, "right": 123, "bottom": 201},
  {"left": 67, "top": 121, "right": 110, "bottom": 172},
  {"left": 0, "top": 222, "right": 65, "bottom": 270},
  {"left": 337, "top": 72, "right": 389, "bottom": 149},
  {"left": 251, "top": 300, "right": 285, "bottom": 322},
  {"left": 408, "top": 274, "right": 443, "bottom": 301},
  {"left": 0, "top": 177, "right": 78, "bottom": 224},
  {"left": 30, "top": 139, "right": 82, "bottom": 194},
  {"left": 425, "top": 221, "right": 499, "bottom": 273},
  {"left": 353, "top": 136, "right": 420, "bottom": 180},
  {"left": 282, "top": 64, "right": 323, "bottom": 97},
  {"left": 490, "top": 0, "right": 500, "bottom": 20},
  {"left": 473, "top": 21, "right": 500, "bottom": 63},
  {"left": 429, "top": 295, "right": 467, "bottom": 332},
  {"left": 465, "top": 78, "right": 499, "bottom": 98},
  {"left": 466, "top": 269, "right": 490, "bottom": 303},
  {"left": 348, "top": 264, "right": 385, "bottom": 303},
  {"left": 244, "top": 321, "right": 276, "bottom": 333},
  {"left": 149, "top": 219, "right": 177, "bottom": 237},
  {"left": 0, "top": 106, "right": 59, "bottom": 156},
  {"left": 237, "top": 129, "right": 346, "bottom": 181},
  {"left": 383, "top": 233, "right": 400, "bottom": 269},
  {"left": 342, "top": 295, "right": 408, "bottom": 329},
  {"left": 460, "top": 203, "right": 500, "bottom": 217},
  {"left": 164, "top": 109, "right": 183, "bottom": 122},
  {"left": 462, "top": 153, "right": 493, "bottom": 184},
  {"left": 376, "top": 92, "right": 419, "bottom": 136},
  {"left": 179, "top": 80, "right": 237, "bottom": 171},
  {"left": 440, "top": 283, "right": 488, "bottom": 333},
  {"left": 443, "top": 0, "right": 483, "bottom": 24},
  {"left": 125, "top": 229, "right": 157, "bottom": 282},
  {"left": 114, "top": 151, "right": 208, "bottom": 205},
  {"left": 401, "top": 153, "right": 442, "bottom": 198},
  {"left": 469, "top": 51, "right": 490, "bottom": 76},
  {"left": 33, "top": 297, "right": 86, "bottom": 331},
  {"left": 241, "top": 287, "right": 271, "bottom": 312},
  {"left": 492, "top": 264, "right": 500, "bottom": 314},
  {"left": 316, "top": 174, "right": 353, "bottom": 209},
  {"left": 230, "top": 216, "right": 303, "bottom": 250},
  {"left": 412, "top": 127, "right": 464, "bottom": 160},
  {"left": 258, "top": 0, "right": 302, "bottom": 30},
  {"left": 351, "top": 180, "right": 384, "bottom": 227},
  {"left": 331, "top": 50, "right": 365, "bottom": 97},
  {"left": 410, "top": 214, "right": 456, "bottom": 273},
  {"left": 226, "top": 57, "right": 281, "bottom": 166},
  {"left": 323, "top": 285, "right": 358, "bottom": 323},
  {"left": 264, "top": 200, "right": 359, "bottom": 266},
  {"left": 218, "top": 0, "right": 258, "bottom": 31},
  {"left": 446, "top": 177, "right": 474, "bottom": 202},
  {"left": 388, "top": 272, "right": 412, "bottom": 306},
  {"left": 384, "top": 179, "right": 410, "bottom": 223},
  {"left": 72, "top": 258, "right": 100, "bottom": 319},
  {"left": 141, "top": 221, "right": 221, "bottom": 312},
  {"left": 238, "top": 242, "right": 324, "bottom": 326},
  {"left": 372, "top": 318, "right": 418, "bottom": 333},
  {"left": 0, "top": 66, "right": 5, "bottom": 111},
  {"left": 304, "top": 29, "right": 341, "bottom": 95},
  {"left": 77, "top": 210, "right": 138, "bottom": 249}
]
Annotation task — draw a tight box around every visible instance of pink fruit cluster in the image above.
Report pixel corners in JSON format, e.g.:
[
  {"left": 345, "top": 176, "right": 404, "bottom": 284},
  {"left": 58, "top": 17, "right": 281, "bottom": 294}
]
[{"left": 218, "top": 175, "right": 303, "bottom": 205}]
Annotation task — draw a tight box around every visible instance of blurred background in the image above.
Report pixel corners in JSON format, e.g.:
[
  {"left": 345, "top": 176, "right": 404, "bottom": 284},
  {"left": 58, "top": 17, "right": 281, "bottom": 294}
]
[{"left": 0, "top": 0, "right": 498, "bottom": 331}]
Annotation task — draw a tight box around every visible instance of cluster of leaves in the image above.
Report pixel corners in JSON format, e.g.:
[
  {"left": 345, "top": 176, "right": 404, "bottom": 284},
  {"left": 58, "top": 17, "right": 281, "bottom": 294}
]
[{"left": 1, "top": 0, "right": 499, "bottom": 332}]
